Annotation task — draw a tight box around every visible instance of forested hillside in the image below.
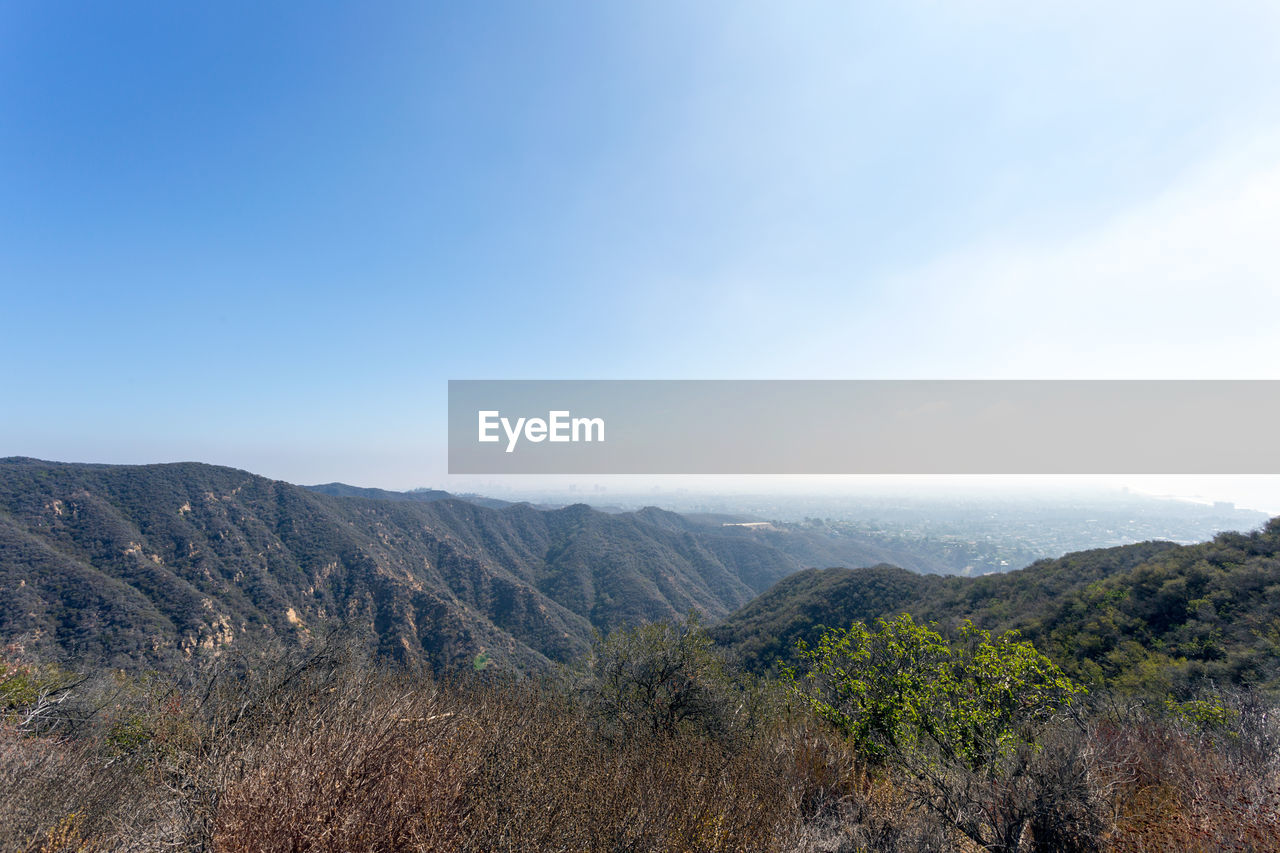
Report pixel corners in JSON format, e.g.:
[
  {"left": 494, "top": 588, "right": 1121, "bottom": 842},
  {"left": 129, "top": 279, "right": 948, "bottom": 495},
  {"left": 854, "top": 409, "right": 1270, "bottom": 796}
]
[
  {"left": 714, "top": 520, "right": 1280, "bottom": 694},
  {"left": 0, "top": 459, "right": 804, "bottom": 672},
  {"left": 304, "top": 482, "right": 513, "bottom": 509}
]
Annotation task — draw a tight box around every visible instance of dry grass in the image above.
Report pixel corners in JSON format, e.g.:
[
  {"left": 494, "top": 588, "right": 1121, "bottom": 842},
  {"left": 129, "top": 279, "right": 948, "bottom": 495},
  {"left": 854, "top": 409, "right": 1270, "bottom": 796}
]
[
  {"left": 3, "top": 642, "right": 1279, "bottom": 852},
  {"left": 1098, "top": 706, "right": 1280, "bottom": 852},
  {"left": 211, "top": 678, "right": 813, "bottom": 852}
]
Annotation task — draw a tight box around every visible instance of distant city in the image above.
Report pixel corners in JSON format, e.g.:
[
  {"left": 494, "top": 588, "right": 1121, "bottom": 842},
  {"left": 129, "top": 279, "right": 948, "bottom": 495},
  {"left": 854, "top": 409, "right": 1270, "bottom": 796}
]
[{"left": 447, "top": 486, "right": 1271, "bottom": 576}]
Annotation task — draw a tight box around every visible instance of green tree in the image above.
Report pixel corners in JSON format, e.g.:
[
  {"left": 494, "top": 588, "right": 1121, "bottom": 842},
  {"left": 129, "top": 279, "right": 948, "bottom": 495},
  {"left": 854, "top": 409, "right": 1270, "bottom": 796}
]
[
  {"left": 788, "top": 614, "right": 1092, "bottom": 851},
  {"left": 789, "top": 614, "right": 1083, "bottom": 770}
]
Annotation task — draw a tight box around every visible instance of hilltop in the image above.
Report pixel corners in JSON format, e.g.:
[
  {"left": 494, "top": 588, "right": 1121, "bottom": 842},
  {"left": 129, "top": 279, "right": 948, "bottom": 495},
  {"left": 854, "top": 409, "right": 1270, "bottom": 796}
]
[{"left": 713, "top": 519, "right": 1280, "bottom": 693}]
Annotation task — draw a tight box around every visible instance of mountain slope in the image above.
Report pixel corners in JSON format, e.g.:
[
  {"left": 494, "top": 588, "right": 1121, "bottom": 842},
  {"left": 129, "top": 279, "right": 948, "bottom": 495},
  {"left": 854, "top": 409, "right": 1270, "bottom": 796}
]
[
  {"left": 0, "top": 458, "right": 802, "bottom": 672},
  {"left": 714, "top": 523, "right": 1280, "bottom": 693},
  {"left": 304, "top": 482, "right": 513, "bottom": 509}
]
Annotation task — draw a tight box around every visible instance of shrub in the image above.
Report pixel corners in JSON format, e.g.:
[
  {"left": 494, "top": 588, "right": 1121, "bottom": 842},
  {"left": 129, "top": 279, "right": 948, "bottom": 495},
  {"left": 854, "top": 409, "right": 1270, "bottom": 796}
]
[
  {"left": 580, "top": 611, "right": 747, "bottom": 743},
  {"left": 788, "top": 614, "right": 1085, "bottom": 772},
  {"left": 787, "top": 614, "right": 1093, "bottom": 851},
  {"left": 2, "top": 628, "right": 1278, "bottom": 852}
]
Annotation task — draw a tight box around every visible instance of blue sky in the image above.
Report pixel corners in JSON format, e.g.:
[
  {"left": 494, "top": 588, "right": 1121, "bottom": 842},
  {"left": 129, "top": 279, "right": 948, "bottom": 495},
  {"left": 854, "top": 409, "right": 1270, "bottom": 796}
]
[{"left": 3, "top": 1, "right": 1280, "bottom": 500}]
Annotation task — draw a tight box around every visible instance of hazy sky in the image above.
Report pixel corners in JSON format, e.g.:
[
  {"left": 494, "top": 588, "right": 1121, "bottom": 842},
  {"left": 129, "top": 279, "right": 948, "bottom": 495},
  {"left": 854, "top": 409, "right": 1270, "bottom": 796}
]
[{"left": 3, "top": 2, "right": 1279, "bottom": 505}]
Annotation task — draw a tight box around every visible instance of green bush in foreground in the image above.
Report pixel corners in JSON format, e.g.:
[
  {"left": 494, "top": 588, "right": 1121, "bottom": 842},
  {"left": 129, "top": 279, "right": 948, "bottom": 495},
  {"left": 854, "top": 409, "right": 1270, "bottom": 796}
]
[
  {"left": 788, "top": 614, "right": 1084, "bottom": 771},
  {"left": 788, "top": 614, "right": 1093, "bottom": 851}
]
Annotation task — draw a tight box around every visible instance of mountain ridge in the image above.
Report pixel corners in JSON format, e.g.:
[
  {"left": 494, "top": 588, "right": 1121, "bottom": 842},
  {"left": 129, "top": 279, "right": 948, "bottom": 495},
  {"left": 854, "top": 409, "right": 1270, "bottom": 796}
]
[
  {"left": 8, "top": 457, "right": 1278, "bottom": 695},
  {"left": 0, "top": 458, "right": 804, "bottom": 672},
  {"left": 713, "top": 524, "right": 1280, "bottom": 693}
]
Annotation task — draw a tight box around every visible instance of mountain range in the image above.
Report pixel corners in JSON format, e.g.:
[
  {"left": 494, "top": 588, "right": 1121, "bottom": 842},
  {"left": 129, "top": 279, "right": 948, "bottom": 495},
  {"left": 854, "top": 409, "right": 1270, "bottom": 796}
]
[
  {"left": 0, "top": 458, "right": 920, "bottom": 672},
  {"left": 4, "top": 457, "right": 1278, "bottom": 694}
]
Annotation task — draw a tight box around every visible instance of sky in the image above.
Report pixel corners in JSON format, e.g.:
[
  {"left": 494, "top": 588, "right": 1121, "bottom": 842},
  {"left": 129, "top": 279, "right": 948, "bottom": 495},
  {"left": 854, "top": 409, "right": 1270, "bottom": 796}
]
[{"left": 3, "top": 2, "right": 1279, "bottom": 508}]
